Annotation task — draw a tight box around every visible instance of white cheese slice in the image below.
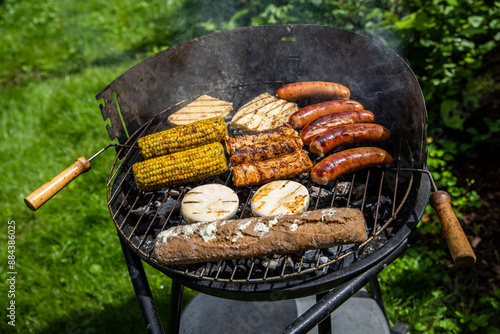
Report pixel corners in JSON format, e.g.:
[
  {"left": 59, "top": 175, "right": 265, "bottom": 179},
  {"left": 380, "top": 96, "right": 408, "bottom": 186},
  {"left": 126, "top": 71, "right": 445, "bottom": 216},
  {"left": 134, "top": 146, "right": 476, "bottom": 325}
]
[
  {"left": 168, "top": 95, "right": 233, "bottom": 126},
  {"left": 181, "top": 184, "right": 239, "bottom": 224},
  {"left": 251, "top": 180, "right": 310, "bottom": 217}
]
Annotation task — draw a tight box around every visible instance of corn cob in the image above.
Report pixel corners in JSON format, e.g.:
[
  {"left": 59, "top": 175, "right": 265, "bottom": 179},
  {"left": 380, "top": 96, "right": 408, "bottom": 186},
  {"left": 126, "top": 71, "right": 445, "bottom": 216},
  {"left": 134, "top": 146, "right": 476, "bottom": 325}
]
[
  {"left": 133, "top": 142, "right": 228, "bottom": 191},
  {"left": 138, "top": 116, "right": 228, "bottom": 159}
]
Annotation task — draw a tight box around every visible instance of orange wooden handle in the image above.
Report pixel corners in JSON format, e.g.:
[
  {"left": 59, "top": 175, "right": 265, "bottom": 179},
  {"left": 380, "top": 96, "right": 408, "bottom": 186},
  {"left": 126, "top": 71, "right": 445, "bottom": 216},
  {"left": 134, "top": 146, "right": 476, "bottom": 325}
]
[
  {"left": 24, "top": 157, "right": 91, "bottom": 211},
  {"left": 430, "top": 190, "right": 476, "bottom": 267}
]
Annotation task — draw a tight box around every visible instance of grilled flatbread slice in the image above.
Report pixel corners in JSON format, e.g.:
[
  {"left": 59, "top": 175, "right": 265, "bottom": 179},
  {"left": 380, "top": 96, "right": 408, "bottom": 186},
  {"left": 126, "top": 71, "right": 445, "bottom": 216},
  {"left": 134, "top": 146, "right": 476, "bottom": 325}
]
[
  {"left": 229, "top": 93, "right": 298, "bottom": 132},
  {"left": 168, "top": 95, "right": 233, "bottom": 126}
]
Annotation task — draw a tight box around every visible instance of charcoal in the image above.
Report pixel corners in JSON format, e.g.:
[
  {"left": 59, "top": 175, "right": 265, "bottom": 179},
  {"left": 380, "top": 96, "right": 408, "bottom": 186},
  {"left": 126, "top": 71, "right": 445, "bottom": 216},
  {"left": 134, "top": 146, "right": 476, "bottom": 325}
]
[
  {"left": 309, "top": 186, "right": 333, "bottom": 207},
  {"left": 358, "top": 233, "right": 388, "bottom": 259},
  {"left": 334, "top": 181, "right": 351, "bottom": 198},
  {"left": 303, "top": 249, "right": 319, "bottom": 262},
  {"left": 156, "top": 198, "right": 181, "bottom": 218},
  {"left": 261, "top": 257, "right": 280, "bottom": 271},
  {"left": 351, "top": 183, "right": 366, "bottom": 202},
  {"left": 130, "top": 205, "right": 148, "bottom": 217},
  {"left": 365, "top": 195, "right": 392, "bottom": 221}
]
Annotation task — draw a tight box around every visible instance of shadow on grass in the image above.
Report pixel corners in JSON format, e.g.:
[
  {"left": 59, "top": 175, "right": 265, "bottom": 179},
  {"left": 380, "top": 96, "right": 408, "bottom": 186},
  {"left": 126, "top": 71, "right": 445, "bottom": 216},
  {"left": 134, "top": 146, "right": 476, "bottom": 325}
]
[{"left": 39, "top": 292, "right": 193, "bottom": 334}]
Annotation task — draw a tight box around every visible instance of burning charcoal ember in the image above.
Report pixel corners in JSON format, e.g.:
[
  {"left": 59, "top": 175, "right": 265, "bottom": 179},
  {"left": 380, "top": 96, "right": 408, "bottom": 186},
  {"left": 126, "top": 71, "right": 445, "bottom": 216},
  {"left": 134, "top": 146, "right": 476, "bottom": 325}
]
[
  {"left": 297, "top": 172, "right": 310, "bottom": 183},
  {"left": 235, "top": 258, "right": 252, "bottom": 271}
]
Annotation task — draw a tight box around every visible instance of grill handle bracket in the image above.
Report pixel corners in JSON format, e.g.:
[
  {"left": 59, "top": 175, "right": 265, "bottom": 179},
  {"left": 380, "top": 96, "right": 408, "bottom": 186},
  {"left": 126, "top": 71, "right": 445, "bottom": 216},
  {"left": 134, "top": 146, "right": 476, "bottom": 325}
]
[
  {"left": 24, "top": 157, "right": 91, "bottom": 211},
  {"left": 430, "top": 190, "right": 476, "bottom": 268}
]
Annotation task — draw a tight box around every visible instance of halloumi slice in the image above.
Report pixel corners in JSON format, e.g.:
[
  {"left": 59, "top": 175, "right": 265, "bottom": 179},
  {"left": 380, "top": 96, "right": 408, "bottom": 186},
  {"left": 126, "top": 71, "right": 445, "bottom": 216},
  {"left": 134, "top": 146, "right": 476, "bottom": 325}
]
[
  {"left": 168, "top": 95, "right": 233, "bottom": 126},
  {"left": 181, "top": 184, "right": 239, "bottom": 224},
  {"left": 251, "top": 180, "right": 310, "bottom": 217}
]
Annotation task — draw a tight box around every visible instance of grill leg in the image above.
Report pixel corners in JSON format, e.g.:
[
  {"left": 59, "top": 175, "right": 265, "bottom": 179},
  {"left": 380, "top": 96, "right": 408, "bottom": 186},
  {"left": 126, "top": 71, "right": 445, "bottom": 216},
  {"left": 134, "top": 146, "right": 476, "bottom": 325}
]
[
  {"left": 120, "top": 239, "right": 165, "bottom": 334},
  {"left": 316, "top": 292, "right": 332, "bottom": 334},
  {"left": 282, "top": 230, "right": 420, "bottom": 334},
  {"left": 369, "top": 277, "right": 388, "bottom": 320},
  {"left": 168, "top": 280, "right": 184, "bottom": 334}
]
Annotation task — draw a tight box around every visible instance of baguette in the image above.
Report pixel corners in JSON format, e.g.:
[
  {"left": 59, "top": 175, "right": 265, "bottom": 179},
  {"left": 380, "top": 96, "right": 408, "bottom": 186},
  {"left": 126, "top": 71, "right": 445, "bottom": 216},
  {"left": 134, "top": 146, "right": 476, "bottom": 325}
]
[{"left": 153, "top": 208, "right": 366, "bottom": 265}]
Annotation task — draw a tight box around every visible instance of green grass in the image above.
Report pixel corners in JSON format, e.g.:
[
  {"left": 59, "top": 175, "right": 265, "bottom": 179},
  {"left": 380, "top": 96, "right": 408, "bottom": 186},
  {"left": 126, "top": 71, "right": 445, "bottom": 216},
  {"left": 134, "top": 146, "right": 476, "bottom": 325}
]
[{"left": 1, "top": 0, "right": 498, "bottom": 333}]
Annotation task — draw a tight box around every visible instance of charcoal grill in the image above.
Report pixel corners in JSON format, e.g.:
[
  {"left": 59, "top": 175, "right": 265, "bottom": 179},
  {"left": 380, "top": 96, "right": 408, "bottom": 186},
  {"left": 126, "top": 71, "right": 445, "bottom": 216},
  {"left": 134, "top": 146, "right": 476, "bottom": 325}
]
[{"left": 25, "top": 24, "right": 475, "bottom": 333}]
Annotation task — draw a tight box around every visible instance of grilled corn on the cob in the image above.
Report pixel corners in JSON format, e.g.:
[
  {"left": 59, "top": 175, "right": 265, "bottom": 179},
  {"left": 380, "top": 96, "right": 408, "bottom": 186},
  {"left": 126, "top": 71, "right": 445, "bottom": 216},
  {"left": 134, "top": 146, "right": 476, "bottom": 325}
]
[
  {"left": 133, "top": 142, "right": 227, "bottom": 191},
  {"left": 138, "top": 116, "right": 228, "bottom": 159}
]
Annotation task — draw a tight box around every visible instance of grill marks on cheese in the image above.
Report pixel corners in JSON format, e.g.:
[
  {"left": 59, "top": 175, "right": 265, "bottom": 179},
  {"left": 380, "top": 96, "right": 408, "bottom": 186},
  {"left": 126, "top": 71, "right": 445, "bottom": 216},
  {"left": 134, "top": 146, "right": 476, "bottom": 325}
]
[
  {"left": 181, "top": 184, "right": 239, "bottom": 224},
  {"left": 229, "top": 93, "right": 298, "bottom": 131},
  {"left": 167, "top": 95, "right": 233, "bottom": 126},
  {"left": 251, "top": 180, "right": 310, "bottom": 217}
]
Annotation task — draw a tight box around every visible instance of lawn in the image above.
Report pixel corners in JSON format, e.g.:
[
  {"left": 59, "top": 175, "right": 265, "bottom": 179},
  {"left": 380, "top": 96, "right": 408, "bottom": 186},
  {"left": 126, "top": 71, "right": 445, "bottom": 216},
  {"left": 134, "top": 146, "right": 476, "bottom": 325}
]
[{"left": 1, "top": 1, "right": 498, "bottom": 333}]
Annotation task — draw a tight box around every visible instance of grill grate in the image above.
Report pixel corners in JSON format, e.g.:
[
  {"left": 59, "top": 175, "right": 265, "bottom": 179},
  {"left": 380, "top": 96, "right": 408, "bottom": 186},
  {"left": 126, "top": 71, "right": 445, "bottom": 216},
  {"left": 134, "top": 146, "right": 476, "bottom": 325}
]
[{"left": 106, "top": 88, "right": 417, "bottom": 284}]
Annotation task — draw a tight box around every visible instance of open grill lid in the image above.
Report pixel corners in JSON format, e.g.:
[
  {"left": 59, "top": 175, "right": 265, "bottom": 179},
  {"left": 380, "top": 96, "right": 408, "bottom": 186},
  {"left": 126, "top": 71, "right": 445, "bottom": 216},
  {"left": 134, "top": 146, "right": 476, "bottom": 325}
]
[{"left": 97, "top": 24, "right": 430, "bottom": 300}]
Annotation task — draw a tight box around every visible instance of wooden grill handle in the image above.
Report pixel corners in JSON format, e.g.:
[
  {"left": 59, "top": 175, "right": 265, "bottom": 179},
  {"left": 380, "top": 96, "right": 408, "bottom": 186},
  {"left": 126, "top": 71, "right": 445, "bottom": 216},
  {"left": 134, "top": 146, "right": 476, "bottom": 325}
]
[
  {"left": 24, "top": 157, "right": 91, "bottom": 211},
  {"left": 430, "top": 190, "right": 476, "bottom": 267}
]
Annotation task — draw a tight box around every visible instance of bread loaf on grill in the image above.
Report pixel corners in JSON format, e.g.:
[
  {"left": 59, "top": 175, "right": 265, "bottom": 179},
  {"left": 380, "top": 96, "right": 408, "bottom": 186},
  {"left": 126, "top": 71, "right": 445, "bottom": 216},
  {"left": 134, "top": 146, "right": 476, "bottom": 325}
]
[{"left": 153, "top": 208, "right": 366, "bottom": 265}]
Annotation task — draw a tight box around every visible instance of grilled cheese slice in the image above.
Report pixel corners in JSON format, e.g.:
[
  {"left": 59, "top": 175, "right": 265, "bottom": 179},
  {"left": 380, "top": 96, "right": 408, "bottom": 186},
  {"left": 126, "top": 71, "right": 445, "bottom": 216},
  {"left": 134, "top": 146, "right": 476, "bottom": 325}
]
[
  {"left": 168, "top": 95, "right": 233, "bottom": 126},
  {"left": 251, "top": 180, "right": 310, "bottom": 217},
  {"left": 229, "top": 93, "right": 298, "bottom": 132},
  {"left": 181, "top": 184, "right": 239, "bottom": 224}
]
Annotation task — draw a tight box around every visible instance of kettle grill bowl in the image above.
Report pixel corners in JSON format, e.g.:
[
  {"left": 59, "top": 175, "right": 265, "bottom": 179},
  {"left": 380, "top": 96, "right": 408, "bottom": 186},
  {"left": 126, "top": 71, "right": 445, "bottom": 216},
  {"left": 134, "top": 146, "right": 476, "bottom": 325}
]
[{"left": 98, "top": 24, "right": 430, "bottom": 300}]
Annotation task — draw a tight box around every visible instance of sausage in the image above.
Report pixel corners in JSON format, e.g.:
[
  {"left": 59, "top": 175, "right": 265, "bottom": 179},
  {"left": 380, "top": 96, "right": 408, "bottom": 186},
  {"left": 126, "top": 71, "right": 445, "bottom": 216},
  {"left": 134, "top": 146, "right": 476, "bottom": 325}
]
[
  {"left": 276, "top": 81, "right": 350, "bottom": 101},
  {"left": 309, "top": 123, "right": 392, "bottom": 156},
  {"left": 289, "top": 100, "right": 364, "bottom": 129},
  {"left": 300, "top": 110, "right": 375, "bottom": 144},
  {"left": 311, "top": 147, "right": 394, "bottom": 185}
]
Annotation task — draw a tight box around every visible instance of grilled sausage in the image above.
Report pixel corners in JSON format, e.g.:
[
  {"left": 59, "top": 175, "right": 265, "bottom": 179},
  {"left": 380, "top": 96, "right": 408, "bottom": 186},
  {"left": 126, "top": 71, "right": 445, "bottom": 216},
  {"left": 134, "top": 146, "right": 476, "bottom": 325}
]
[
  {"left": 311, "top": 147, "right": 394, "bottom": 185},
  {"left": 300, "top": 110, "right": 375, "bottom": 144},
  {"left": 276, "top": 81, "right": 350, "bottom": 101},
  {"left": 289, "top": 100, "right": 364, "bottom": 129},
  {"left": 309, "top": 123, "right": 392, "bottom": 156}
]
